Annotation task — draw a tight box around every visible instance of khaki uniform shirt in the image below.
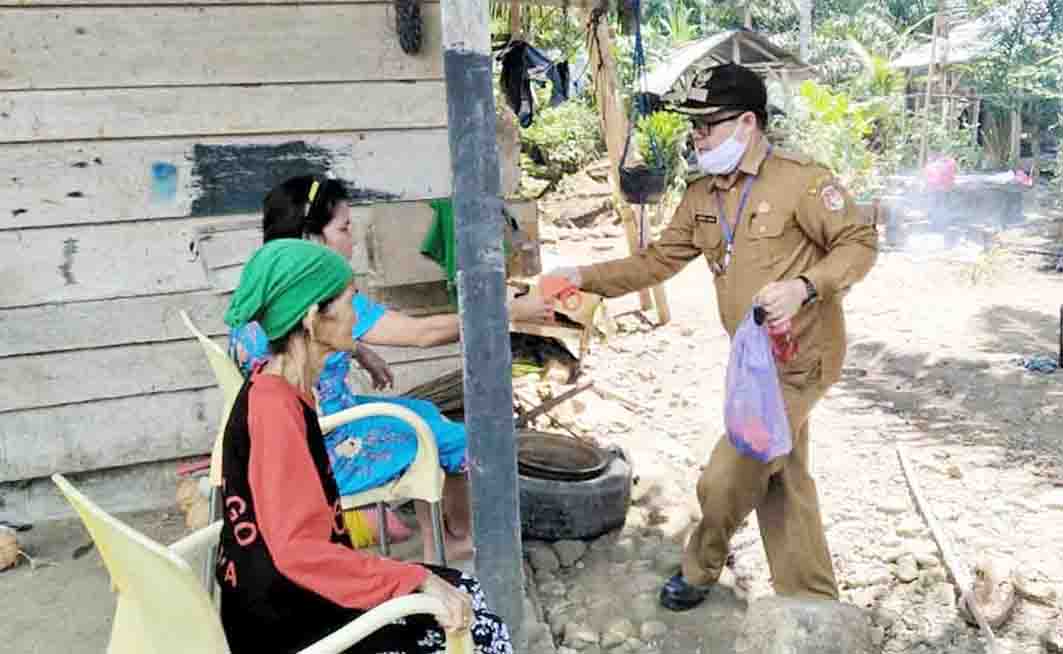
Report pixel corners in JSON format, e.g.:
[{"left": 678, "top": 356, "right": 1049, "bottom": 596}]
[{"left": 580, "top": 137, "right": 878, "bottom": 385}]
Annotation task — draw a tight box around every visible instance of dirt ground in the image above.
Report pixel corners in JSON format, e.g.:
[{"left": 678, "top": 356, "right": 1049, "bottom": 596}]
[{"left": 2, "top": 184, "right": 1061, "bottom": 653}]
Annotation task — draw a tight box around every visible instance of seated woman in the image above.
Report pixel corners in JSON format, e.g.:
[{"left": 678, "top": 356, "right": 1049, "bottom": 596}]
[
  {"left": 228, "top": 175, "right": 550, "bottom": 562},
  {"left": 219, "top": 239, "right": 511, "bottom": 654}
]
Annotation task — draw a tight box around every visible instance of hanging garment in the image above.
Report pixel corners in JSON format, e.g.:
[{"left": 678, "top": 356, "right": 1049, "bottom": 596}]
[
  {"left": 498, "top": 40, "right": 571, "bottom": 128},
  {"left": 420, "top": 199, "right": 517, "bottom": 303}
]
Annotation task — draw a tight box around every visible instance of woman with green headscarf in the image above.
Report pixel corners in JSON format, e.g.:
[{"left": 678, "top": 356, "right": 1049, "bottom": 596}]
[{"left": 217, "top": 239, "right": 512, "bottom": 654}]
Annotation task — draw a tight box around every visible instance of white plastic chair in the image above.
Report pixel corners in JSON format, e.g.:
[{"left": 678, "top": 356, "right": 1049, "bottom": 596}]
[
  {"left": 51, "top": 473, "right": 470, "bottom": 654},
  {"left": 178, "top": 311, "right": 448, "bottom": 578}
]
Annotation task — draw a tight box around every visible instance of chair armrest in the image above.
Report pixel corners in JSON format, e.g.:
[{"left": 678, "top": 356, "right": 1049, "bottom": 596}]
[
  {"left": 295, "top": 594, "right": 471, "bottom": 654},
  {"left": 320, "top": 403, "right": 444, "bottom": 504},
  {"left": 169, "top": 520, "right": 222, "bottom": 561}
]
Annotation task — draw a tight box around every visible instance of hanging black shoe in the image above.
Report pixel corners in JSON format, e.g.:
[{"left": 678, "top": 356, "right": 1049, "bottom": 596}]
[{"left": 659, "top": 573, "right": 712, "bottom": 611}]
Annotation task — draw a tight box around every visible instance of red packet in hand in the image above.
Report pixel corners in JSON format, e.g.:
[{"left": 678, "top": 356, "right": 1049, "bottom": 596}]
[{"left": 538, "top": 275, "right": 583, "bottom": 322}]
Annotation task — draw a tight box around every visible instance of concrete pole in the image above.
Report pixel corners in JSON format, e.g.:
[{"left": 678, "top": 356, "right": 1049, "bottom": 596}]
[{"left": 439, "top": 0, "right": 523, "bottom": 641}]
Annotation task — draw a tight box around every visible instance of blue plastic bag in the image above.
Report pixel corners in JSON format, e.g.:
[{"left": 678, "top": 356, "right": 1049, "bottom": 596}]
[{"left": 724, "top": 308, "right": 793, "bottom": 463}]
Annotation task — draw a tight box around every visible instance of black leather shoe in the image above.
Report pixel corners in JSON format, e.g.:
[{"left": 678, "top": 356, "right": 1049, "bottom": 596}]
[{"left": 659, "top": 573, "right": 711, "bottom": 611}]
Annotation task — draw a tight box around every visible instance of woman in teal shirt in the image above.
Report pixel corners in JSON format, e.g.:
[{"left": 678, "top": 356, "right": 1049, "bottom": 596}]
[{"left": 228, "top": 175, "right": 550, "bottom": 562}]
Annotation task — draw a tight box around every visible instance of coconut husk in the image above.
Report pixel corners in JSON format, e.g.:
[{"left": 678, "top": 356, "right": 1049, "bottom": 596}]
[
  {"left": 961, "top": 555, "right": 1018, "bottom": 630},
  {"left": 0, "top": 526, "right": 19, "bottom": 571}
]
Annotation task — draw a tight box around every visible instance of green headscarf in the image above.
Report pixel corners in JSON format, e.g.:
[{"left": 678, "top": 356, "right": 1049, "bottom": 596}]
[{"left": 224, "top": 238, "right": 353, "bottom": 340}]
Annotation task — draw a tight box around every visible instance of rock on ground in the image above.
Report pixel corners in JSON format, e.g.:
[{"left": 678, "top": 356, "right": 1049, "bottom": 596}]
[
  {"left": 734, "top": 597, "right": 875, "bottom": 654},
  {"left": 554, "top": 539, "right": 588, "bottom": 568}
]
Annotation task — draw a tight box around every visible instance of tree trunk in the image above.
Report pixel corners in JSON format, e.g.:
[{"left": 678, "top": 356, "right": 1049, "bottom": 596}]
[
  {"left": 1009, "top": 108, "right": 1022, "bottom": 168},
  {"left": 799, "top": 0, "right": 812, "bottom": 61},
  {"left": 920, "top": 12, "right": 941, "bottom": 166},
  {"left": 939, "top": 16, "right": 950, "bottom": 126}
]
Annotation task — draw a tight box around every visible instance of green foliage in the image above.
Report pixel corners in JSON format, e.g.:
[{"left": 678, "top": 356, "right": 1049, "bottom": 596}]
[
  {"left": 776, "top": 81, "right": 879, "bottom": 197},
  {"left": 636, "top": 111, "right": 690, "bottom": 187},
  {"left": 520, "top": 99, "right": 605, "bottom": 180},
  {"left": 655, "top": 3, "right": 701, "bottom": 44}
]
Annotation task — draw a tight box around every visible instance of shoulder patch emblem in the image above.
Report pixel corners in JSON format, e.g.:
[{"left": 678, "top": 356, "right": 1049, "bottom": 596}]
[{"left": 821, "top": 185, "right": 845, "bottom": 212}]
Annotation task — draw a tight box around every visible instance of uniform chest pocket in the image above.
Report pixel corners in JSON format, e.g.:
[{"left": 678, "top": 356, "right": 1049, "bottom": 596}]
[
  {"left": 748, "top": 212, "right": 787, "bottom": 239},
  {"left": 747, "top": 212, "right": 791, "bottom": 267}
]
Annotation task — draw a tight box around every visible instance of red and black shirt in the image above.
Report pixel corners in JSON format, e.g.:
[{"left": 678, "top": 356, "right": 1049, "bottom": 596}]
[{"left": 216, "top": 368, "right": 428, "bottom": 653}]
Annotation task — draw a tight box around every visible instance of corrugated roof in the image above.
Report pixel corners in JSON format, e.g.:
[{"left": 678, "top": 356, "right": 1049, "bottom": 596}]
[
  {"left": 645, "top": 29, "right": 813, "bottom": 103},
  {"left": 890, "top": 17, "right": 994, "bottom": 69}
]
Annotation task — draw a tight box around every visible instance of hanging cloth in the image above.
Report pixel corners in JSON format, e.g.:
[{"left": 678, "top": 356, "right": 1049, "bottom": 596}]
[{"left": 498, "top": 40, "right": 571, "bottom": 128}]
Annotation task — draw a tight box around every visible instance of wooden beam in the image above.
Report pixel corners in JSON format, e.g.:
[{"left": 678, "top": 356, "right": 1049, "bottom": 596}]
[
  {"left": 586, "top": 9, "right": 670, "bottom": 325},
  {"left": 0, "top": 4, "right": 443, "bottom": 91},
  {"left": 1, "top": 130, "right": 452, "bottom": 231},
  {"left": 0, "top": 81, "right": 447, "bottom": 144}
]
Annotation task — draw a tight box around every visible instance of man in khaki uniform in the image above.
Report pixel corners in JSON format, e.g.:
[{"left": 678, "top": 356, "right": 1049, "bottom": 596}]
[{"left": 550, "top": 64, "right": 878, "bottom": 609}]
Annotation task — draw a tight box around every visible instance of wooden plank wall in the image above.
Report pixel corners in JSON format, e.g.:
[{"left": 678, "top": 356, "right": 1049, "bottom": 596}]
[{"left": 0, "top": 0, "right": 455, "bottom": 520}]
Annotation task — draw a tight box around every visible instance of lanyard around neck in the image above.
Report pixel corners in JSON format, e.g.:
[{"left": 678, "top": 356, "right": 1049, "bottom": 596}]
[{"left": 712, "top": 145, "right": 772, "bottom": 273}]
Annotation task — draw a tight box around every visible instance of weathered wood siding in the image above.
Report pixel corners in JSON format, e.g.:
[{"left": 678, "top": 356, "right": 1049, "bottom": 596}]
[{"left": 0, "top": 0, "right": 461, "bottom": 520}]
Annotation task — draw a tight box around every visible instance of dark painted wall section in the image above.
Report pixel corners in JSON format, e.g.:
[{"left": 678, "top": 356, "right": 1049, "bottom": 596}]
[{"left": 188, "top": 141, "right": 396, "bottom": 217}]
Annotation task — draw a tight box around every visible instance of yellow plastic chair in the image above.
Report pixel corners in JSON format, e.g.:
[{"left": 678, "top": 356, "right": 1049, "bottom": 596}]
[
  {"left": 51, "top": 473, "right": 471, "bottom": 654},
  {"left": 179, "top": 310, "right": 246, "bottom": 592},
  {"left": 179, "top": 311, "right": 448, "bottom": 569},
  {"left": 321, "top": 404, "right": 447, "bottom": 565}
]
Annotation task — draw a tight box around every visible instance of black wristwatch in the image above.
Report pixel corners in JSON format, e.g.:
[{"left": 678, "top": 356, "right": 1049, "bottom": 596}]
[{"left": 798, "top": 275, "right": 818, "bottom": 306}]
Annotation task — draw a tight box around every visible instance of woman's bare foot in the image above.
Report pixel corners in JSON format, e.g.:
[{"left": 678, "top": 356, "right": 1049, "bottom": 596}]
[
  {"left": 422, "top": 533, "right": 473, "bottom": 565},
  {"left": 442, "top": 473, "right": 472, "bottom": 539},
  {"left": 414, "top": 500, "right": 474, "bottom": 565}
]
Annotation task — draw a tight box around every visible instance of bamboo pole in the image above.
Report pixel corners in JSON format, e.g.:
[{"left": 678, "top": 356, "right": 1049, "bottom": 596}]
[
  {"left": 920, "top": 12, "right": 941, "bottom": 167},
  {"left": 896, "top": 446, "right": 1001, "bottom": 654},
  {"left": 586, "top": 8, "right": 671, "bottom": 325},
  {"left": 509, "top": 0, "right": 521, "bottom": 38}
]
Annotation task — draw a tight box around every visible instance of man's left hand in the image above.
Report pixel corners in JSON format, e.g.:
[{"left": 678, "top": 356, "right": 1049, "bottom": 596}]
[{"left": 756, "top": 280, "right": 808, "bottom": 325}]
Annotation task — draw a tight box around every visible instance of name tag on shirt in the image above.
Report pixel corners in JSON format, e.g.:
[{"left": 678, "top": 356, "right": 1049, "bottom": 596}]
[{"left": 694, "top": 213, "right": 718, "bottom": 224}]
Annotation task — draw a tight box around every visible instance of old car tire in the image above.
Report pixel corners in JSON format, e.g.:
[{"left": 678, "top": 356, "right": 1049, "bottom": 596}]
[{"left": 519, "top": 448, "right": 632, "bottom": 541}]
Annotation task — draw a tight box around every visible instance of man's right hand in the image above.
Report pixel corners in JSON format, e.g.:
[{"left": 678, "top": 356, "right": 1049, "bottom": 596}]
[{"left": 545, "top": 267, "right": 583, "bottom": 288}]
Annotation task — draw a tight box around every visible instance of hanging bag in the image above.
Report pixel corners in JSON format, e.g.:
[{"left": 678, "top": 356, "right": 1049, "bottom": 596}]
[{"left": 724, "top": 307, "right": 793, "bottom": 463}]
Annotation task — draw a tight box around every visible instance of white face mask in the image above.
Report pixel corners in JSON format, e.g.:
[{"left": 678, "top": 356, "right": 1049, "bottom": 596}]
[{"left": 696, "top": 122, "right": 749, "bottom": 175}]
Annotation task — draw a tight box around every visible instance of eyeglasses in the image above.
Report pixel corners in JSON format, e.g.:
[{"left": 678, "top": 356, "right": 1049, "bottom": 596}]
[{"left": 691, "top": 114, "right": 740, "bottom": 136}]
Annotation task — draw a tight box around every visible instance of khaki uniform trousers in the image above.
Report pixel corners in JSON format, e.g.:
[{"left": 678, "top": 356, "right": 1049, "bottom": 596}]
[{"left": 681, "top": 366, "right": 839, "bottom": 600}]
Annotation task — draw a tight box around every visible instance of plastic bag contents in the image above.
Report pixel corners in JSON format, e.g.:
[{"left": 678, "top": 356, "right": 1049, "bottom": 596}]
[
  {"left": 724, "top": 309, "right": 793, "bottom": 463},
  {"left": 766, "top": 317, "right": 798, "bottom": 364}
]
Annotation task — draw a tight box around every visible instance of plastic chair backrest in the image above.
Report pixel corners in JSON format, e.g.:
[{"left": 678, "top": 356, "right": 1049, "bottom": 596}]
[
  {"left": 51, "top": 474, "right": 228, "bottom": 654},
  {"left": 179, "top": 310, "right": 244, "bottom": 487},
  {"left": 321, "top": 403, "right": 445, "bottom": 505}
]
